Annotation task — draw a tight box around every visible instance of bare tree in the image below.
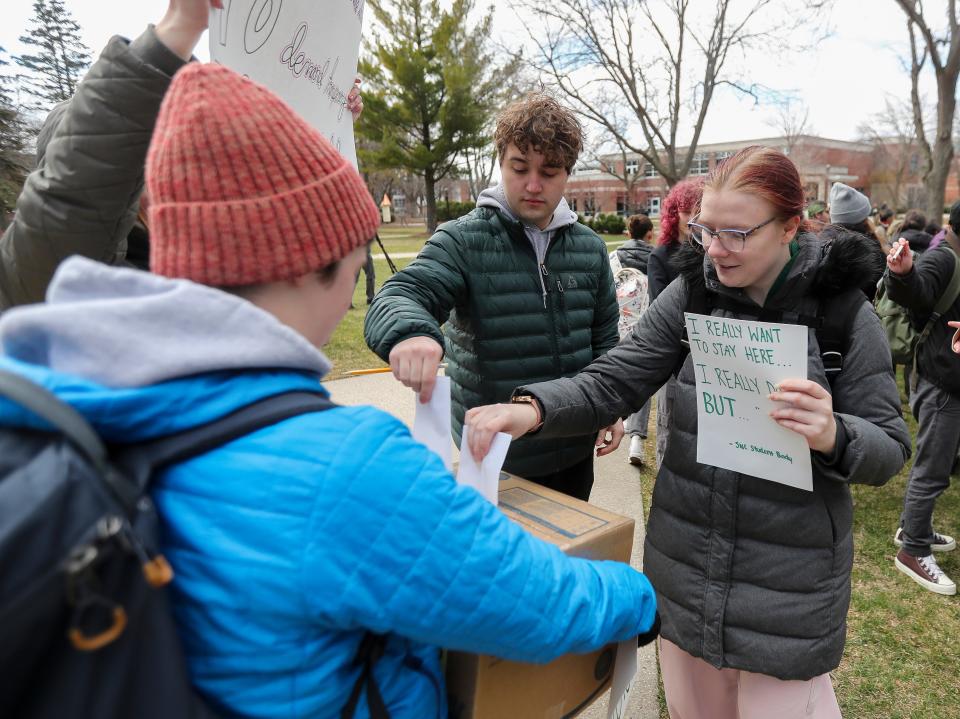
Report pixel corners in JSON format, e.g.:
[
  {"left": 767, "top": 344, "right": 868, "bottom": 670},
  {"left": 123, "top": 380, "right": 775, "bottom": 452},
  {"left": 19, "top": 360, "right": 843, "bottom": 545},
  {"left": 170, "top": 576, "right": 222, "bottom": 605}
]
[
  {"left": 513, "top": 0, "right": 832, "bottom": 187},
  {"left": 766, "top": 97, "right": 811, "bottom": 157},
  {"left": 583, "top": 131, "right": 643, "bottom": 215},
  {"left": 858, "top": 97, "right": 921, "bottom": 209},
  {"left": 896, "top": 0, "right": 960, "bottom": 220}
]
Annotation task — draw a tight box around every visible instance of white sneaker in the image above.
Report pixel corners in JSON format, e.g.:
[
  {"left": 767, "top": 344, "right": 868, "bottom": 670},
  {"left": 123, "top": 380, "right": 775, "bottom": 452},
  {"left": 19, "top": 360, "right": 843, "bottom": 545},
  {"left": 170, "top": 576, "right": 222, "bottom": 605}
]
[
  {"left": 895, "top": 550, "right": 957, "bottom": 595},
  {"left": 893, "top": 527, "right": 956, "bottom": 552},
  {"left": 628, "top": 435, "right": 646, "bottom": 467}
]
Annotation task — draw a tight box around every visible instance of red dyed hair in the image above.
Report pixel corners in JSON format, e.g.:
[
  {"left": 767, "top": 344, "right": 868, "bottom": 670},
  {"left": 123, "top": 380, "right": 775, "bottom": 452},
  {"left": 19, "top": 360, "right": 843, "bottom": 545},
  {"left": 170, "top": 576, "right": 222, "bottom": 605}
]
[
  {"left": 659, "top": 177, "right": 704, "bottom": 246},
  {"left": 703, "top": 146, "right": 808, "bottom": 233}
]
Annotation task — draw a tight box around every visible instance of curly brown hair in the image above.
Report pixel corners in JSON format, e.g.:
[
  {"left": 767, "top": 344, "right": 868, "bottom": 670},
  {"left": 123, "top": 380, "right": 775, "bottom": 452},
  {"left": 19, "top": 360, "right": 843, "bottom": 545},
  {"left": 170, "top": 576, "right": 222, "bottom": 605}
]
[{"left": 494, "top": 94, "right": 583, "bottom": 173}]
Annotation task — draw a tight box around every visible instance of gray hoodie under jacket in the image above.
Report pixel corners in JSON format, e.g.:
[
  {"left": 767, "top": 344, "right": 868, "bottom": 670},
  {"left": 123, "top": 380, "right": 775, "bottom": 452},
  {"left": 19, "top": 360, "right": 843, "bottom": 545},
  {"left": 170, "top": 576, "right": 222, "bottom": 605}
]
[{"left": 518, "top": 231, "right": 911, "bottom": 680}]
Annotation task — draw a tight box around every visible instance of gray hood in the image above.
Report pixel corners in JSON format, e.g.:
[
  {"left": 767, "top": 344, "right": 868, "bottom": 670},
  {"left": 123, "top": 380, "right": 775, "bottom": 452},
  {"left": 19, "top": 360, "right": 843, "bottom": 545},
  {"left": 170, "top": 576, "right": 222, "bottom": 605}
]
[
  {"left": 0, "top": 257, "right": 331, "bottom": 388},
  {"left": 477, "top": 184, "right": 578, "bottom": 264}
]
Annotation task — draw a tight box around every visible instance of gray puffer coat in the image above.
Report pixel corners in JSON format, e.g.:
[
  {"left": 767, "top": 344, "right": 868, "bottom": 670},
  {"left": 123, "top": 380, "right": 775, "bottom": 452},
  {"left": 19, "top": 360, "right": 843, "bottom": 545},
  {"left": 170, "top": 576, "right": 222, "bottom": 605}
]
[
  {"left": 0, "top": 27, "right": 186, "bottom": 310},
  {"left": 520, "top": 231, "right": 911, "bottom": 680}
]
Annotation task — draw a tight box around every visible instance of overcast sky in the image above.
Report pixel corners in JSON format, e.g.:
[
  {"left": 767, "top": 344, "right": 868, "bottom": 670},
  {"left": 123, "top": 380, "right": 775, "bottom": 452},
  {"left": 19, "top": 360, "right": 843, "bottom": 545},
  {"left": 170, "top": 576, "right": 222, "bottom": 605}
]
[{"left": 0, "top": 0, "right": 943, "bottom": 146}]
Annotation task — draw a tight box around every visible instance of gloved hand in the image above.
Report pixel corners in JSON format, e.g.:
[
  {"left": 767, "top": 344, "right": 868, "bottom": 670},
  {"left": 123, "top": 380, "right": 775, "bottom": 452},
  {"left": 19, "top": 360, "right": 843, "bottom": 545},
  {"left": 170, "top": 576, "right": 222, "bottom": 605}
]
[{"left": 637, "top": 611, "right": 661, "bottom": 648}]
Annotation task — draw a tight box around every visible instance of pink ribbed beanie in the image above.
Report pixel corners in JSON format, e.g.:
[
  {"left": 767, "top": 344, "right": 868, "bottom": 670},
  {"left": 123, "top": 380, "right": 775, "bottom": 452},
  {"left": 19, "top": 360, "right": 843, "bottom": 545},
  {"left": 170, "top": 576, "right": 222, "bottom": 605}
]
[{"left": 146, "top": 63, "right": 380, "bottom": 286}]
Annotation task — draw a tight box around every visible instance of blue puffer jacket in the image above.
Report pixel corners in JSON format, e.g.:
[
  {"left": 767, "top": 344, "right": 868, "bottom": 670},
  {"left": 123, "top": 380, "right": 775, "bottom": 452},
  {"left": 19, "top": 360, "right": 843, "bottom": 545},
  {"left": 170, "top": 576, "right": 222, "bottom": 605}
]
[{"left": 0, "top": 258, "right": 658, "bottom": 719}]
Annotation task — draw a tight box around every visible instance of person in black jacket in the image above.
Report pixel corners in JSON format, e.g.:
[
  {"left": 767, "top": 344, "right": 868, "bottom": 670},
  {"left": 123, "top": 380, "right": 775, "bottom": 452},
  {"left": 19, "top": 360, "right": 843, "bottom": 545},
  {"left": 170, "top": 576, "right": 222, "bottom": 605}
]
[
  {"left": 617, "top": 213, "right": 654, "bottom": 273},
  {"left": 647, "top": 179, "right": 702, "bottom": 301},
  {"left": 897, "top": 209, "right": 934, "bottom": 254},
  {"left": 886, "top": 235, "right": 960, "bottom": 595}
]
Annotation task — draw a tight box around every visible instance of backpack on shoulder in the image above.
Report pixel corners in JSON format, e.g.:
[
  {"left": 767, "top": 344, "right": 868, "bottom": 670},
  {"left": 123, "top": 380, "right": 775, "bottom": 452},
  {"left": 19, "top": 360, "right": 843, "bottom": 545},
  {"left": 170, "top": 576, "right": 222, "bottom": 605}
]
[
  {"left": 0, "top": 371, "right": 339, "bottom": 719},
  {"left": 609, "top": 250, "right": 651, "bottom": 340},
  {"left": 874, "top": 247, "right": 960, "bottom": 366}
]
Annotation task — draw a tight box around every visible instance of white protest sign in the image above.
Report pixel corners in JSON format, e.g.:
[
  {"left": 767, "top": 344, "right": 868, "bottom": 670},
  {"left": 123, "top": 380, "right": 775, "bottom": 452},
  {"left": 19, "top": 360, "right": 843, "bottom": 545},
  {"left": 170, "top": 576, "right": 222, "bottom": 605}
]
[
  {"left": 210, "top": 0, "right": 365, "bottom": 167},
  {"left": 684, "top": 312, "right": 812, "bottom": 491}
]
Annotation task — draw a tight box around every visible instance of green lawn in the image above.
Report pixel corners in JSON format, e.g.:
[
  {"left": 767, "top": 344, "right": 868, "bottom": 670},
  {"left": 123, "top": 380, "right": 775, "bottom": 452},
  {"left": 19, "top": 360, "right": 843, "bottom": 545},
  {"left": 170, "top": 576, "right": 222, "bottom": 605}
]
[
  {"left": 324, "top": 256, "right": 412, "bottom": 379},
  {"left": 835, "top": 391, "right": 960, "bottom": 718}
]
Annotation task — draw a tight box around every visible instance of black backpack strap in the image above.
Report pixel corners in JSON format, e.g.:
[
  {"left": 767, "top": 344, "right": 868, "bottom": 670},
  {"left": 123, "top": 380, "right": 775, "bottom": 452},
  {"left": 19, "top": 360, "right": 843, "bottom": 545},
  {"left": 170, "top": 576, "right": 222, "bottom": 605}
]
[
  {"left": 0, "top": 368, "right": 108, "bottom": 473},
  {"left": 113, "top": 390, "right": 337, "bottom": 497},
  {"left": 815, "top": 289, "right": 866, "bottom": 387},
  {"left": 0, "top": 368, "right": 147, "bottom": 510},
  {"left": 675, "top": 280, "right": 710, "bottom": 377},
  {"left": 340, "top": 633, "right": 391, "bottom": 719}
]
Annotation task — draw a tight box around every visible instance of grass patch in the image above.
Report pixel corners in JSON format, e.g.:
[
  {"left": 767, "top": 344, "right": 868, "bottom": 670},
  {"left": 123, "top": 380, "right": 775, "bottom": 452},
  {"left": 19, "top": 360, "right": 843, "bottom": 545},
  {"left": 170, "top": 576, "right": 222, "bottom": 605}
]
[
  {"left": 639, "top": 382, "right": 959, "bottom": 718},
  {"left": 324, "top": 257, "right": 413, "bottom": 379},
  {"left": 836, "top": 392, "right": 960, "bottom": 719}
]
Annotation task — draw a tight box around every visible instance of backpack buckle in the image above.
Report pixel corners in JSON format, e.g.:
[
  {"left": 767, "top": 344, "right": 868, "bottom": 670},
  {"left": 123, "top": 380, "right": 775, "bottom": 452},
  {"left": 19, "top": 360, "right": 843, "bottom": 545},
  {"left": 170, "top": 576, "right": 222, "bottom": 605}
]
[{"left": 822, "top": 350, "right": 843, "bottom": 375}]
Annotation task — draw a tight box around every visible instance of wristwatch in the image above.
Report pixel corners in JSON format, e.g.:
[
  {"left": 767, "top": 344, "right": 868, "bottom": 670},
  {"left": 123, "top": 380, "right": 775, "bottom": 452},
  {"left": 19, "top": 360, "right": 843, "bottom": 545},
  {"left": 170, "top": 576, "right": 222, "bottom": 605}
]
[{"left": 510, "top": 394, "right": 544, "bottom": 433}]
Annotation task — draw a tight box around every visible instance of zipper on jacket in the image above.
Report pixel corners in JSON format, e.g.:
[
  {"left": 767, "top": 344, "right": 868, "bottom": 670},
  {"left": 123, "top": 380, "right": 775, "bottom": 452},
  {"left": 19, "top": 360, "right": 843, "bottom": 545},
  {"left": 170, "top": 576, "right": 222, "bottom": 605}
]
[
  {"left": 539, "top": 263, "right": 551, "bottom": 309},
  {"left": 556, "top": 279, "right": 570, "bottom": 336}
]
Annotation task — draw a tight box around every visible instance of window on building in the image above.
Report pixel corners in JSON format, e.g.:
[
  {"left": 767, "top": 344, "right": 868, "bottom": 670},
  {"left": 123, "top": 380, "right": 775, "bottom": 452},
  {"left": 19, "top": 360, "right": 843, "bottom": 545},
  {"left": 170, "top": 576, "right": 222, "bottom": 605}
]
[
  {"left": 569, "top": 196, "right": 578, "bottom": 212},
  {"left": 648, "top": 196, "right": 661, "bottom": 216},
  {"left": 392, "top": 194, "right": 406, "bottom": 214},
  {"left": 584, "top": 194, "right": 597, "bottom": 214},
  {"left": 909, "top": 153, "right": 920, "bottom": 173},
  {"left": 714, "top": 150, "right": 733, "bottom": 167},
  {"left": 690, "top": 152, "right": 709, "bottom": 175},
  {"left": 643, "top": 162, "right": 658, "bottom": 178},
  {"left": 616, "top": 194, "right": 628, "bottom": 216},
  {"left": 625, "top": 159, "right": 640, "bottom": 176}
]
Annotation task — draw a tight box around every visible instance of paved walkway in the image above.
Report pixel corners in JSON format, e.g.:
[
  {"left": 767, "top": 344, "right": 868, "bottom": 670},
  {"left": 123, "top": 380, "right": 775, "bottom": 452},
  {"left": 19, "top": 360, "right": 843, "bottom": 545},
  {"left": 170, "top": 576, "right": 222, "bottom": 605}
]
[{"left": 327, "top": 373, "right": 660, "bottom": 719}]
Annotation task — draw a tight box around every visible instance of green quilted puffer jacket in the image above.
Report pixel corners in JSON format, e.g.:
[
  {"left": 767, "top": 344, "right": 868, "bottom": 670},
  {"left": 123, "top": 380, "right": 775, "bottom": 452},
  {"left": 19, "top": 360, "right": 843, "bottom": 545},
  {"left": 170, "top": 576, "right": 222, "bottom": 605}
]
[{"left": 365, "top": 207, "right": 619, "bottom": 477}]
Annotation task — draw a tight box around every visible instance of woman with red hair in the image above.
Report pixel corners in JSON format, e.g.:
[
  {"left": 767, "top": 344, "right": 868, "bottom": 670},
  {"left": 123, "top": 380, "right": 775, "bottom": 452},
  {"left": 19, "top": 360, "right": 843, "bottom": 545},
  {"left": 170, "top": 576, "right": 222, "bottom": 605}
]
[
  {"left": 467, "top": 146, "right": 910, "bottom": 717},
  {"left": 647, "top": 178, "right": 704, "bottom": 300}
]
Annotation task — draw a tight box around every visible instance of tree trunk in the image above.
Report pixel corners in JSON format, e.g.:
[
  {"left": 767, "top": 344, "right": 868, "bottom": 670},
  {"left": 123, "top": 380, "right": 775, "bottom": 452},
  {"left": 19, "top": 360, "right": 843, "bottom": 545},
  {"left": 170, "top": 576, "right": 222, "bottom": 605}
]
[
  {"left": 425, "top": 168, "right": 438, "bottom": 233},
  {"left": 925, "top": 132, "right": 954, "bottom": 221}
]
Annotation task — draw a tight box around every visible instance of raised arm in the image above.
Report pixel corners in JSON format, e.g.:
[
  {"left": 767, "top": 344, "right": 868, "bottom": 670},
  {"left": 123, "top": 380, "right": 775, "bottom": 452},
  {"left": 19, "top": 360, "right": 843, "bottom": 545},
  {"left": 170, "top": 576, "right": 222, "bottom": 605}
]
[{"left": 0, "top": 1, "right": 217, "bottom": 310}]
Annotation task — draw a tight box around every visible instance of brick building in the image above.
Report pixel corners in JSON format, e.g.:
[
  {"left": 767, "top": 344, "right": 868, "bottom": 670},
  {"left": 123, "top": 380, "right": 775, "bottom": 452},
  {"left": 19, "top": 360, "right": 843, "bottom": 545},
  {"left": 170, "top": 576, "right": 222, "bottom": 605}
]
[{"left": 565, "top": 134, "right": 960, "bottom": 217}]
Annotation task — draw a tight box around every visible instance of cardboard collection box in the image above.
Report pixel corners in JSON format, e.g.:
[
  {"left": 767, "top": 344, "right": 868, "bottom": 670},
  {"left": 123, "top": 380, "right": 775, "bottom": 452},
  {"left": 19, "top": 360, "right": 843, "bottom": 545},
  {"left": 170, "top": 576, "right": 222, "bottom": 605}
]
[{"left": 445, "top": 474, "right": 636, "bottom": 719}]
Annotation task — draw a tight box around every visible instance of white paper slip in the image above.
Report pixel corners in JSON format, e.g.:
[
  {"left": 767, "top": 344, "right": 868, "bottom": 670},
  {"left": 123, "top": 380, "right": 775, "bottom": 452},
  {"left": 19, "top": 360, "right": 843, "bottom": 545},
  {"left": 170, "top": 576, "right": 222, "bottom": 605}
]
[
  {"left": 684, "top": 312, "right": 813, "bottom": 491},
  {"left": 412, "top": 376, "right": 453, "bottom": 470},
  {"left": 456, "top": 427, "right": 511, "bottom": 505},
  {"left": 606, "top": 639, "right": 638, "bottom": 719}
]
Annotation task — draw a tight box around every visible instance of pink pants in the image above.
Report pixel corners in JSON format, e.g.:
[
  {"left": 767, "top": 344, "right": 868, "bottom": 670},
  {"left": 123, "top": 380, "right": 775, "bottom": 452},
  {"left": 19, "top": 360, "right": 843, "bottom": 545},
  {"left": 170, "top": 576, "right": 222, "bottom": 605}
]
[{"left": 660, "top": 639, "right": 842, "bottom": 719}]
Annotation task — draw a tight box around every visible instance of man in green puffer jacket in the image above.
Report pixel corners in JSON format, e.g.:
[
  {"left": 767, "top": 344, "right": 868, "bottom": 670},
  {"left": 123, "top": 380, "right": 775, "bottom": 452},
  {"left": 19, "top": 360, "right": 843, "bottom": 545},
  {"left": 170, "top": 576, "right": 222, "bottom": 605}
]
[{"left": 364, "top": 94, "right": 622, "bottom": 500}]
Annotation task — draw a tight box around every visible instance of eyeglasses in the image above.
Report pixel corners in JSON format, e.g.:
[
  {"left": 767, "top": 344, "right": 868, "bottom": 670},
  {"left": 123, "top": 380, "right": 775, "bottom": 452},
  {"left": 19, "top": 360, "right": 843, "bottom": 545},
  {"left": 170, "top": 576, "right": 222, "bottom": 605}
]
[{"left": 686, "top": 214, "right": 778, "bottom": 253}]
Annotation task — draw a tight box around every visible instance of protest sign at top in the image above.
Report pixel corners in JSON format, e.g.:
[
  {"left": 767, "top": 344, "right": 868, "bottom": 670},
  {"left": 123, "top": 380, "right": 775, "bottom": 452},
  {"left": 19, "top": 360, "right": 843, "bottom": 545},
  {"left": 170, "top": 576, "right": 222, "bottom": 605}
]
[
  {"left": 210, "top": 0, "right": 365, "bottom": 168},
  {"left": 684, "top": 312, "right": 813, "bottom": 491}
]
